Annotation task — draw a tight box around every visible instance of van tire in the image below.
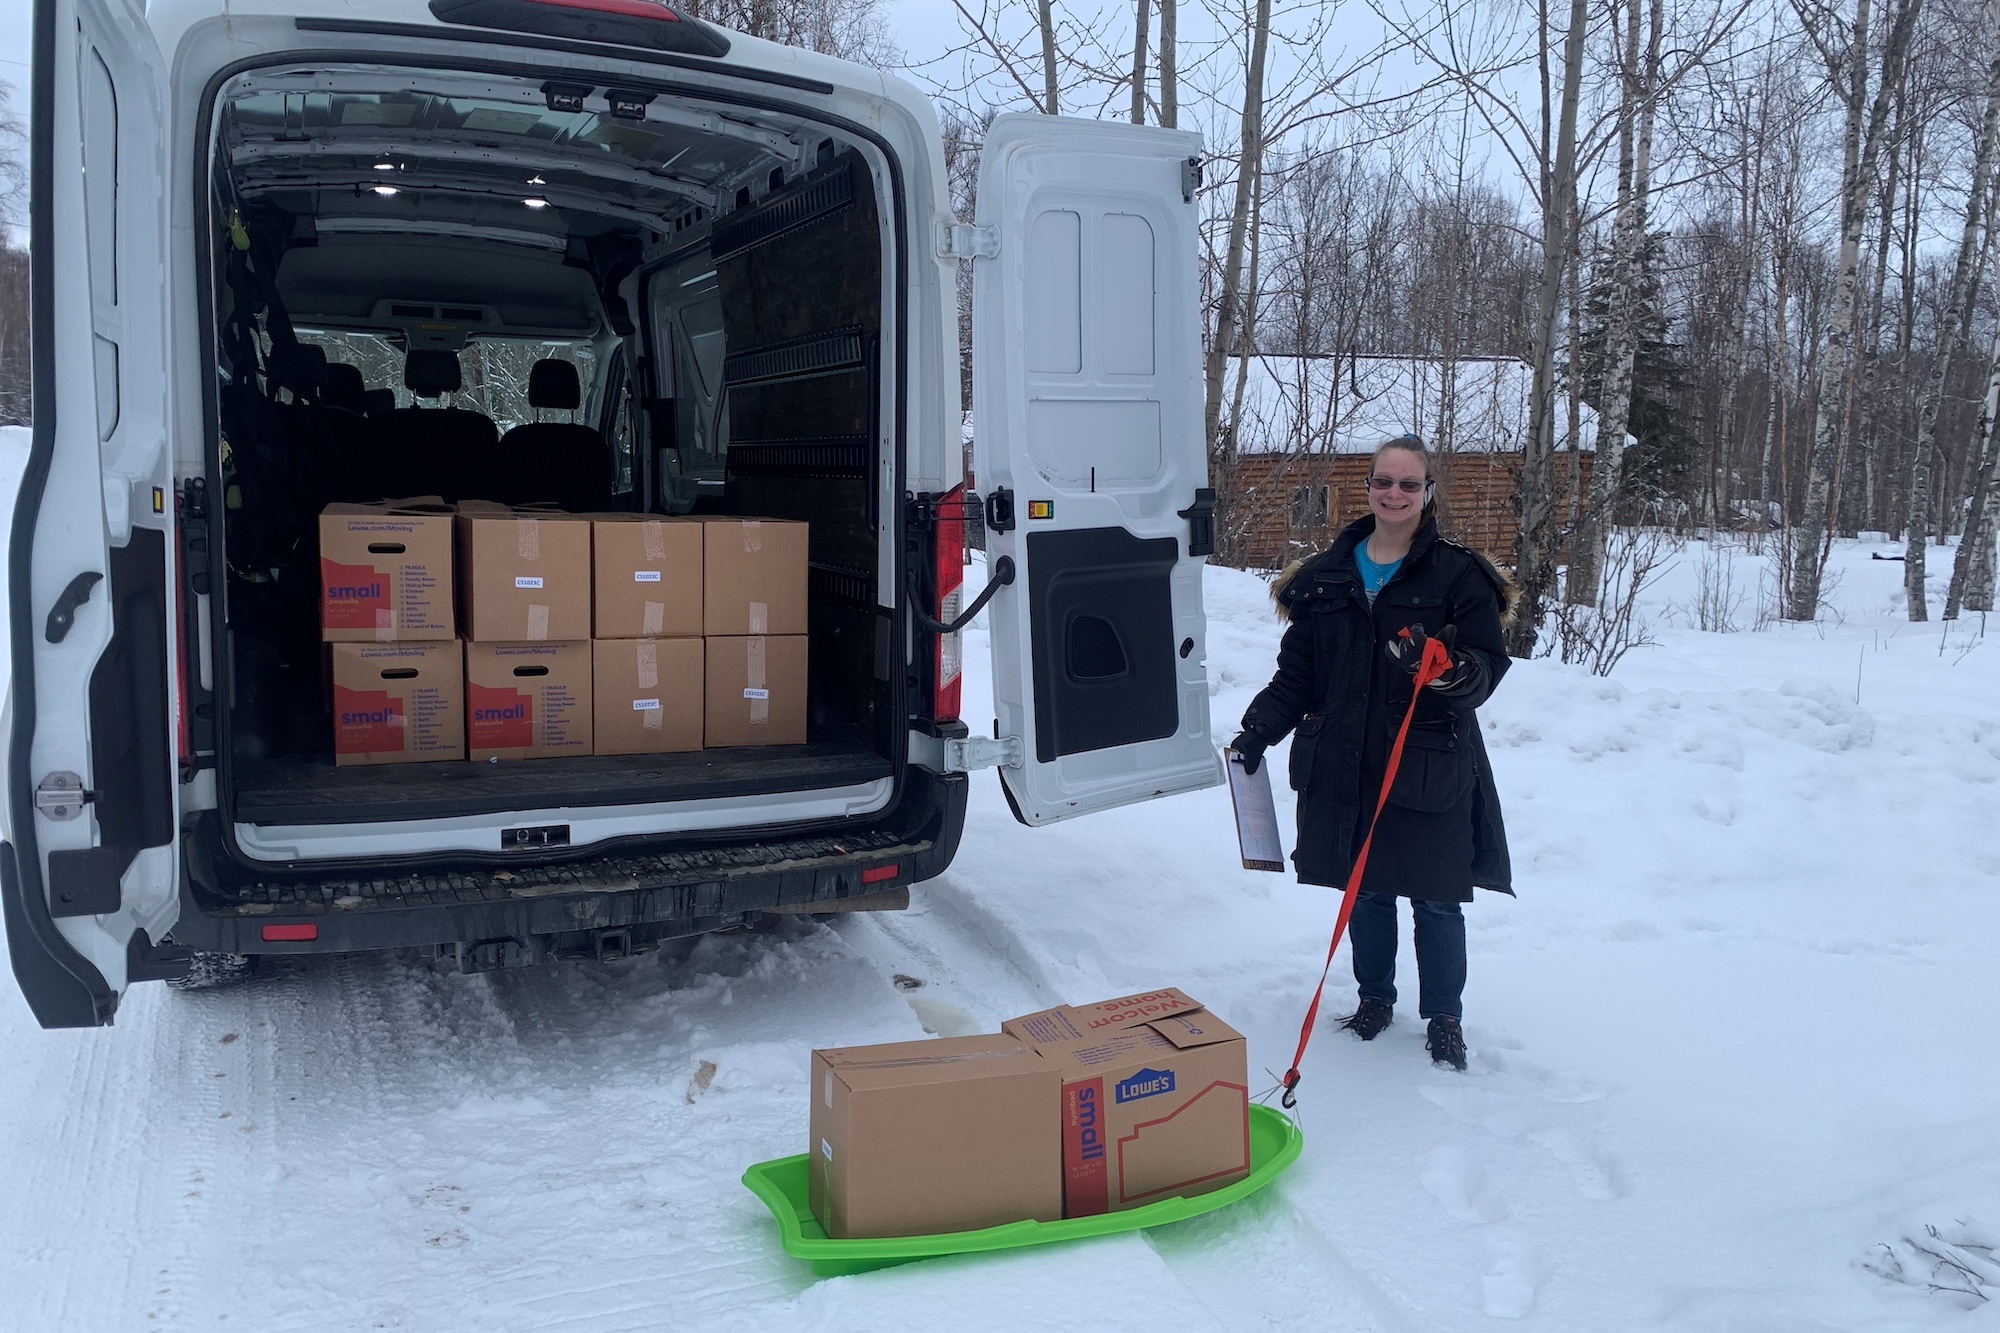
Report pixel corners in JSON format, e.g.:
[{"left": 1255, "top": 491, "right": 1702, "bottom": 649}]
[{"left": 164, "top": 951, "right": 258, "bottom": 992}]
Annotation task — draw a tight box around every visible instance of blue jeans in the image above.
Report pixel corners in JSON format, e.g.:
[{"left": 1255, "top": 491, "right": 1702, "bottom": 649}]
[{"left": 1349, "top": 892, "right": 1466, "bottom": 1020}]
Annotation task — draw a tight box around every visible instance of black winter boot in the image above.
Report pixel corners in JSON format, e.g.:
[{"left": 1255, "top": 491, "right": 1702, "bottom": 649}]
[
  {"left": 1338, "top": 998, "right": 1393, "bottom": 1041},
  {"left": 1426, "top": 1016, "right": 1467, "bottom": 1071}
]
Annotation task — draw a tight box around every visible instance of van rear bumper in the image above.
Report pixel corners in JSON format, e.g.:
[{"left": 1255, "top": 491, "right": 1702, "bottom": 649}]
[{"left": 172, "top": 768, "right": 967, "bottom": 956}]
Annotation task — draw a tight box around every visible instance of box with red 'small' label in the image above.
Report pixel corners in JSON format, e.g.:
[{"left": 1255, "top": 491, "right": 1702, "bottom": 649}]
[
  {"left": 1002, "top": 991, "right": 1249, "bottom": 1218},
  {"left": 329, "top": 640, "right": 464, "bottom": 766},
  {"left": 464, "top": 640, "right": 592, "bottom": 761},
  {"left": 319, "top": 501, "right": 455, "bottom": 642}
]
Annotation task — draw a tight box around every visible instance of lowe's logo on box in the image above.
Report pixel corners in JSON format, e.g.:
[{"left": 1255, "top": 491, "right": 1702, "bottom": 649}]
[{"left": 1115, "top": 1068, "right": 1176, "bottom": 1104}]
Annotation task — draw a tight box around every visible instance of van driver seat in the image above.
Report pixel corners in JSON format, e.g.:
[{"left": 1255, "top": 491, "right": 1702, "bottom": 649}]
[
  {"left": 375, "top": 349, "right": 499, "bottom": 501},
  {"left": 495, "top": 358, "right": 615, "bottom": 512}
]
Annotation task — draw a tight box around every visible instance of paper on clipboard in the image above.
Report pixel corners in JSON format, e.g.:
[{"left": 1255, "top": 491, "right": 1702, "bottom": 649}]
[{"left": 1225, "top": 749, "right": 1287, "bottom": 872}]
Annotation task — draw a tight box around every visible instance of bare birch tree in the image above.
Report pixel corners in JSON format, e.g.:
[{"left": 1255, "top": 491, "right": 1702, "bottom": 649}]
[
  {"left": 1785, "top": 0, "right": 1926, "bottom": 620},
  {"left": 1202, "top": 0, "right": 1274, "bottom": 466},
  {"left": 1903, "top": 0, "right": 2000, "bottom": 619}
]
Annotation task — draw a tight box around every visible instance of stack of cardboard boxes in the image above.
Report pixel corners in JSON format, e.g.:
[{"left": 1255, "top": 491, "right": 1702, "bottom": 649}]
[
  {"left": 808, "top": 988, "right": 1251, "bottom": 1240},
  {"left": 318, "top": 500, "right": 810, "bottom": 766}
]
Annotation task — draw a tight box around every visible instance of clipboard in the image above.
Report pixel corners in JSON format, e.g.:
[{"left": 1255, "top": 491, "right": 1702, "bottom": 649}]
[{"left": 1225, "top": 748, "right": 1287, "bottom": 872}]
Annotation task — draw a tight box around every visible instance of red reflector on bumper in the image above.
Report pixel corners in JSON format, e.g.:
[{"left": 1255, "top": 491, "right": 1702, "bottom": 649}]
[
  {"left": 261, "top": 923, "right": 318, "bottom": 942},
  {"left": 861, "top": 864, "right": 900, "bottom": 885}
]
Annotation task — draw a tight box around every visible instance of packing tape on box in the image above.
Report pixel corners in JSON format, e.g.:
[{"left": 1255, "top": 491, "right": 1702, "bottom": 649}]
[
  {"left": 636, "top": 639, "right": 658, "bottom": 690},
  {"left": 527, "top": 604, "right": 550, "bottom": 641},
  {"left": 742, "top": 520, "right": 762, "bottom": 553},
  {"left": 746, "top": 636, "right": 768, "bottom": 724},
  {"left": 748, "top": 600, "right": 769, "bottom": 635},
  {"left": 375, "top": 608, "right": 395, "bottom": 643},
  {"left": 643, "top": 520, "right": 666, "bottom": 561},
  {"left": 642, "top": 601, "right": 664, "bottom": 637},
  {"left": 638, "top": 698, "right": 662, "bottom": 730},
  {"left": 516, "top": 516, "right": 540, "bottom": 561}
]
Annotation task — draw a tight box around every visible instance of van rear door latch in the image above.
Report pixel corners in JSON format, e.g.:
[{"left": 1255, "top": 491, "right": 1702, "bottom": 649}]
[{"left": 36, "top": 772, "right": 94, "bottom": 821}]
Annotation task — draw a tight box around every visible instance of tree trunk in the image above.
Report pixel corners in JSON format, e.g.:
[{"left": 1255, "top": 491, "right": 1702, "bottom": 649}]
[
  {"left": 1506, "top": 0, "right": 1592, "bottom": 657},
  {"left": 1201, "top": 0, "right": 1272, "bottom": 465},
  {"left": 1787, "top": 0, "right": 1926, "bottom": 620},
  {"left": 1948, "top": 305, "right": 2000, "bottom": 615},
  {"left": 1039, "top": 0, "right": 1060, "bottom": 115},
  {"left": 1159, "top": 0, "right": 1177, "bottom": 128},
  {"left": 1904, "top": 0, "right": 1999, "bottom": 619},
  {"left": 1572, "top": 0, "right": 1658, "bottom": 606},
  {"left": 1131, "top": 0, "right": 1151, "bottom": 124},
  {"left": 1856, "top": 85, "right": 1904, "bottom": 535}
]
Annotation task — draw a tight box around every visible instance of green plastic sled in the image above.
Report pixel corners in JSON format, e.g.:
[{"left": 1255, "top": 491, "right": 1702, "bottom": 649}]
[{"left": 741, "top": 1102, "right": 1303, "bottom": 1277}]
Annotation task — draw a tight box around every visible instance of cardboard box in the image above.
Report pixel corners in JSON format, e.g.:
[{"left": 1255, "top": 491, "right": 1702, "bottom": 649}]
[
  {"left": 592, "top": 638, "right": 703, "bottom": 755},
  {"left": 704, "top": 635, "right": 808, "bottom": 747},
  {"left": 319, "top": 501, "right": 455, "bottom": 641},
  {"left": 1027, "top": 996, "right": 1250, "bottom": 1217},
  {"left": 592, "top": 516, "right": 703, "bottom": 639},
  {"left": 329, "top": 640, "right": 464, "bottom": 765},
  {"left": 809, "top": 1034, "right": 1061, "bottom": 1240},
  {"left": 465, "top": 640, "right": 593, "bottom": 760},
  {"left": 702, "top": 517, "right": 809, "bottom": 637},
  {"left": 1002, "top": 988, "right": 1206, "bottom": 1048},
  {"left": 456, "top": 505, "right": 592, "bottom": 642}
]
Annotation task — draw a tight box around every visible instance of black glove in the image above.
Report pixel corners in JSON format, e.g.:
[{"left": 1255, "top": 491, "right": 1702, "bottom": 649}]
[
  {"left": 1229, "top": 731, "right": 1269, "bottom": 775},
  {"left": 1384, "top": 622, "right": 1441, "bottom": 674},
  {"left": 1386, "top": 624, "right": 1481, "bottom": 695}
]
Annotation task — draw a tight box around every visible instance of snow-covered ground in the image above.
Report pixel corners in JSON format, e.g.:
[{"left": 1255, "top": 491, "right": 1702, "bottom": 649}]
[{"left": 1, "top": 437, "right": 1995, "bottom": 1329}]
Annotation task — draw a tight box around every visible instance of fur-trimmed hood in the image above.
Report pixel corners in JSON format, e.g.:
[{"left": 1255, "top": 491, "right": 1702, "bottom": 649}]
[{"left": 1269, "top": 515, "right": 1517, "bottom": 624}]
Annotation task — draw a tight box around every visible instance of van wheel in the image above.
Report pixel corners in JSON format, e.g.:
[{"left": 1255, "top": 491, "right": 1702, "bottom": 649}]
[{"left": 165, "top": 952, "right": 258, "bottom": 992}]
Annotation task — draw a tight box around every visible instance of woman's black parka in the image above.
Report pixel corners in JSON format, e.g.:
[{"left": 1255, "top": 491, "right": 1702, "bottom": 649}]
[{"left": 1239, "top": 514, "right": 1515, "bottom": 901}]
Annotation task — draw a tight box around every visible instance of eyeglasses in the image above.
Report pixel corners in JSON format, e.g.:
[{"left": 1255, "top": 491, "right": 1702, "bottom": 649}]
[{"left": 1367, "top": 476, "right": 1428, "bottom": 494}]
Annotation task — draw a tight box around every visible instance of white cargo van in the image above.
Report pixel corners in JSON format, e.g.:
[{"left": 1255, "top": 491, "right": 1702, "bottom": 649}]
[{"left": 7, "top": 0, "right": 1222, "bottom": 1027}]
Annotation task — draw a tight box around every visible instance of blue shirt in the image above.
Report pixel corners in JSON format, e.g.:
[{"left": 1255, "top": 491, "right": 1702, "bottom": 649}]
[{"left": 1355, "top": 546, "right": 1404, "bottom": 606}]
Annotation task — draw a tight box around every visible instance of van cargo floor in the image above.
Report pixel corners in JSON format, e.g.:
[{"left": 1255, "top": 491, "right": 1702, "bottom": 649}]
[{"left": 232, "top": 742, "right": 894, "bottom": 826}]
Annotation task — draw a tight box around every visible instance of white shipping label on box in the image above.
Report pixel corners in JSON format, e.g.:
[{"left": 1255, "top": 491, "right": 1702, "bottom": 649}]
[
  {"left": 633, "top": 698, "right": 660, "bottom": 711},
  {"left": 744, "top": 688, "right": 770, "bottom": 700},
  {"left": 515, "top": 576, "right": 544, "bottom": 589},
  {"left": 635, "top": 571, "right": 662, "bottom": 583}
]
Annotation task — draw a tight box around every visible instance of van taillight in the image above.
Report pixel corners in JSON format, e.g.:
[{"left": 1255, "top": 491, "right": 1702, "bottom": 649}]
[{"left": 932, "top": 485, "right": 966, "bottom": 724}]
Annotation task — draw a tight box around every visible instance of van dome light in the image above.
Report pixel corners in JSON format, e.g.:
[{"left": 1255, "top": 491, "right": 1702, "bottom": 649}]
[
  {"left": 371, "top": 185, "right": 401, "bottom": 197},
  {"left": 523, "top": 197, "right": 550, "bottom": 209},
  {"left": 373, "top": 161, "right": 397, "bottom": 171}
]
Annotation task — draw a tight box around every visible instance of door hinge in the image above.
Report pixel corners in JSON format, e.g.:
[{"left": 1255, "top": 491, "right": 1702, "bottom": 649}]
[
  {"left": 1178, "top": 487, "right": 1217, "bottom": 557},
  {"left": 944, "top": 734, "right": 1024, "bottom": 772},
  {"left": 936, "top": 222, "right": 999, "bottom": 261},
  {"left": 1182, "top": 156, "right": 1204, "bottom": 203},
  {"left": 36, "top": 772, "right": 95, "bottom": 821}
]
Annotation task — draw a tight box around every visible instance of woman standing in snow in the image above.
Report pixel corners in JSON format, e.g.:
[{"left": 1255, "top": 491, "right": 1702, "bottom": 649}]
[{"left": 1230, "top": 434, "right": 1513, "bottom": 1071}]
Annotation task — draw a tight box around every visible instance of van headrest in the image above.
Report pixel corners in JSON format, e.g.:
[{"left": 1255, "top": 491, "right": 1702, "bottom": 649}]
[
  {"left": 405, "top": 349, "right": 462, "bottom": 398},
  {"left": 273, "top": 342, "right": 328, "bottom": 398},
  {"left": 323, "top": 362, "right": 366, "bottom": 413},
  {"left": 363, "top": 388, "right": 397, "bottom": 419},
  {"left": 528, "top": 358, "right": 581, "bottom": 411}
]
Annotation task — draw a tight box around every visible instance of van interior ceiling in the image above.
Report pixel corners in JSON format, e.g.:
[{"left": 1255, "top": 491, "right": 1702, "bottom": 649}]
[{"left": 205, "top": 66, "right": 896, "bottom": 842}]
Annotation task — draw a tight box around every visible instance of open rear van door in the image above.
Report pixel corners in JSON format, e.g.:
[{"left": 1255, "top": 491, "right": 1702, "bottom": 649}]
[
  {"left": 6, "top": 0, "right": 182, "bottom": 1026},
  {"left": 970, "top": 114, "right": 1223, "bottom": 826}
]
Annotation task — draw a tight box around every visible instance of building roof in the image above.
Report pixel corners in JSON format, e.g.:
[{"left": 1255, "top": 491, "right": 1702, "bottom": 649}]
[{"left": 1230, "top": 353, "right": 1607, "bottom": 456}]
